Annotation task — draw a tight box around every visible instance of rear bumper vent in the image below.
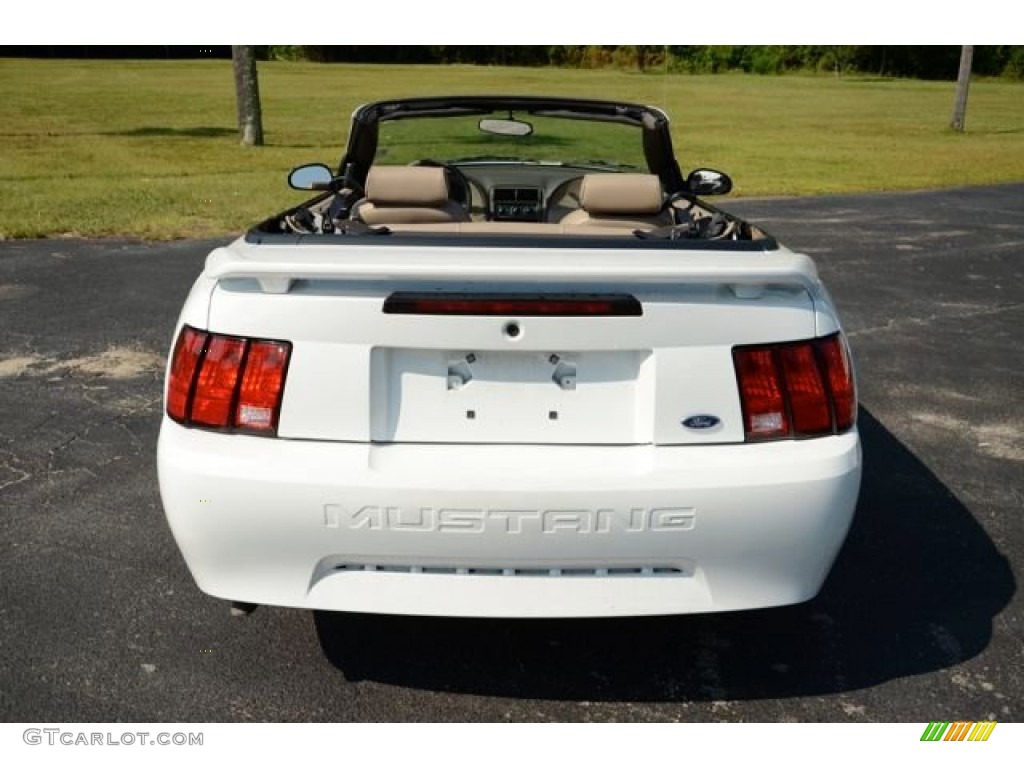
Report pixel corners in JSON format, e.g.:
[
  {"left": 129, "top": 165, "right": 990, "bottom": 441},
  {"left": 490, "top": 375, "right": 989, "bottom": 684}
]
[{"left": 333, "top": 563, "right": 686, "bottom": 578}]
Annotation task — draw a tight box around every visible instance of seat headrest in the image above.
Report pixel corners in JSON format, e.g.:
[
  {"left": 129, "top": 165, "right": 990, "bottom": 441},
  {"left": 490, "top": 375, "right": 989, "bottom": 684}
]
[
  {"left": 365, "top": 166, "right": 450, "bottom": 206},
  {"left": 579, "top": 173, "right": 664, "bottom": 216}
]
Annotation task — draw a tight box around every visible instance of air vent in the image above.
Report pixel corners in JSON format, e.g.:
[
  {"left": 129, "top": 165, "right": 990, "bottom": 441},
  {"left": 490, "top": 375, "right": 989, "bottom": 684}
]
[
  {"left": 492, "top": 187, "right": 542, "bottom": 221},
  {"left": 333, "top": 563, "right": 687, "bottom": 578}
]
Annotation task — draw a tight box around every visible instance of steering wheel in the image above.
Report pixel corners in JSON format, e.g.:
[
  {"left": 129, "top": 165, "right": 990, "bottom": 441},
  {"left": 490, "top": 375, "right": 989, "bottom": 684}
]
[{"left": 409, "top": 159, "right": 486, "bottom": 217}]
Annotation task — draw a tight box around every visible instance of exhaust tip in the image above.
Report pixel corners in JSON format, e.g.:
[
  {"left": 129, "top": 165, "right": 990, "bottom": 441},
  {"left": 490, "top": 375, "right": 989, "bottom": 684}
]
[{"left": 229, "top": 601, "right": 258, "bottom": 617}]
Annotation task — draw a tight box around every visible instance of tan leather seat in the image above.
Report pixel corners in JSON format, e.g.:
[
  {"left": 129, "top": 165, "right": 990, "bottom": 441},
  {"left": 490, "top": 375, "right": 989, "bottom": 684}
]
[
  {"left": 350, "top": 166, "right": 471, "bottom": 225},
  {"left": 560, "top": 173, "right": 672, "bottom": 230}
]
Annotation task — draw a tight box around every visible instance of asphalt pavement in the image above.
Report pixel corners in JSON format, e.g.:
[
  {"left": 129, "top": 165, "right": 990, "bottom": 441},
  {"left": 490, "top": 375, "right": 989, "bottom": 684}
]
[{"left": 0, "top": 184, "right": 1021, "bottom": 721}]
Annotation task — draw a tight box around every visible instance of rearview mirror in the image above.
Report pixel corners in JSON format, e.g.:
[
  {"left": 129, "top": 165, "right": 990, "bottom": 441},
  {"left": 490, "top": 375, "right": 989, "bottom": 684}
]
[
  {"left": 288, "top": 163, "right": 333, "bottom": 191},
  {"left": 479, "top": 118, "right": 533, "bottom": 137},
  {"left": 686, "top": 168, "right": 733, "bottom": 196}
]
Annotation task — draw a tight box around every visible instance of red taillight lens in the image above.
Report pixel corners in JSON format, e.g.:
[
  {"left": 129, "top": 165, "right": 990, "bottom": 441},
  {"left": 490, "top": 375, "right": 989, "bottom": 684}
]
[
  {"left": 190, "top": 336, "right": 247, "bottom": 428},
  {"left": 779, "top": 343, "right": 831, "bottom": 435},
  {"left": 733, "top": 332, "right": 856, "bottom": 441},
  {"left": 733, "top": 347, "right": 789, "bottom": 439},
  {"left": 816, "top": 334, "right": 857, "bottom": 432},
  {"left": 235, "top": 341, "right": 290, "bottom": 431},
  {"left": 167, "top": 327, "right": 207, "bottom": 422},
  {"left": 165, "top": 326, "right": 291, "bottom": 435}
]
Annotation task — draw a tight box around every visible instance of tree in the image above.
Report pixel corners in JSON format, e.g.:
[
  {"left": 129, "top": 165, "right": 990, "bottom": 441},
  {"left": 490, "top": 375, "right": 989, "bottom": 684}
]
[
  {"left": 950, "top": 45, "right": 974, "bottom": 132},
  {"left": 232, "top": 46, "right": 264, "bottom": 146}
]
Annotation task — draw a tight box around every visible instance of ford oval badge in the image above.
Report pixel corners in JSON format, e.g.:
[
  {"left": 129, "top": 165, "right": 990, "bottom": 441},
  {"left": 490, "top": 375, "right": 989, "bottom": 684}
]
[{"left": 682, "top": 414, "right": 721, "bottom": 430}]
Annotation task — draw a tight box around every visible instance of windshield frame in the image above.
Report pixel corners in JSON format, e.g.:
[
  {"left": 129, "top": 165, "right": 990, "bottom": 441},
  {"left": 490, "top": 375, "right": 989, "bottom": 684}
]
[{"left": 338, "top": 96, "right": 685, "bottom": 192}]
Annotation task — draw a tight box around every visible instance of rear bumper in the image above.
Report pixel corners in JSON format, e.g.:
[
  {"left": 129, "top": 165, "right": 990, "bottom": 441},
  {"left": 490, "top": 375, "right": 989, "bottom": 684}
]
[{"left": 157, "top": 420, "right": 861, "bottom": 617}]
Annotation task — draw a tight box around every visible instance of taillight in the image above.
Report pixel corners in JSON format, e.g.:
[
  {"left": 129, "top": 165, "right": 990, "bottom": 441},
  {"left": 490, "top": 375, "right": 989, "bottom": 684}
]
[
  {"left": 779, "top": 343, "right": 831, "bottom": 435},
  {"left": 190, "top": 336, "right": 246, "bottom": 428},
  {"left": 165, "top": 325, "right": 291, "bottom": 435},
  {"left": 166, "top": 327, "right": 207, "bottom": 422},
  {"left": 734, "top": 347, "right": 788, "bottom": 439},
  {"left": 733, "top": 332, "right": 856, "bottom": 441},
  {"left": 816, "top": 334, "right": 856, "bottom": 432},
  {"left": 235, "top": 341, "right": 290, "bottom": 431}
]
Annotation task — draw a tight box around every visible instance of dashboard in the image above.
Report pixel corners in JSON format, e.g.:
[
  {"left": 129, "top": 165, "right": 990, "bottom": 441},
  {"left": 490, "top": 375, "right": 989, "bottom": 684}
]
[{"left": 451, "top": 163, "right": 590, "bottom": 224}]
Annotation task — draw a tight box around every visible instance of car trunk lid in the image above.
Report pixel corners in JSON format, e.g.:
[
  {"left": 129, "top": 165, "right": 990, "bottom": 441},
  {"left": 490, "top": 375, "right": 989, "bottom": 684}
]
[{"left": 203, "top": 240, "right": 822, "bottom": 446}]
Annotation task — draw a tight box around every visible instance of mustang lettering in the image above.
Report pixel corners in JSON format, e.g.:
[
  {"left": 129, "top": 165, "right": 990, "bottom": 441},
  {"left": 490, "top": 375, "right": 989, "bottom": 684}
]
[{"left": 323, "top": 505, "right": 697, "bottom": 534}]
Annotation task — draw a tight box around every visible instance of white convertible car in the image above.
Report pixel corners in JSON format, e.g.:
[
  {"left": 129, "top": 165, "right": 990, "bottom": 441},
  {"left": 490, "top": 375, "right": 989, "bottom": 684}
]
[{"left": 157, "top": 96, "right": 861, "bottom": 618}]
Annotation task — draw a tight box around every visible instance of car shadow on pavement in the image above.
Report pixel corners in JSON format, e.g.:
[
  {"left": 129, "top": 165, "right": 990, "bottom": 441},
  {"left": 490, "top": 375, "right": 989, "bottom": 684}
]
[{"left": 313, "top": 407, "right": 1015, "bottom": 702}]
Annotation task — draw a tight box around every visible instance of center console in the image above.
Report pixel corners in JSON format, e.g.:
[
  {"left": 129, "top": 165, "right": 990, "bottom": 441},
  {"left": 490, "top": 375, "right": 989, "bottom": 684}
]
[{"left": 491, "top": 187, "right": 542, "bottom": 222}]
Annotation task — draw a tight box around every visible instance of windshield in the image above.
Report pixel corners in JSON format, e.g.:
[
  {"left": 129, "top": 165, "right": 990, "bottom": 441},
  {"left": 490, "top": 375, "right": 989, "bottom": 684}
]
[{"left": 374, "top": 112, "right": 646, "bottom": 170}]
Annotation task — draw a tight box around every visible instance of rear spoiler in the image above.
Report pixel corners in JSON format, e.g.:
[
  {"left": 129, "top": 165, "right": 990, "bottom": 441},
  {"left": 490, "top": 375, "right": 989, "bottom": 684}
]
[{"left": 205, "top": 243, "right": 823, "bottom": 297}]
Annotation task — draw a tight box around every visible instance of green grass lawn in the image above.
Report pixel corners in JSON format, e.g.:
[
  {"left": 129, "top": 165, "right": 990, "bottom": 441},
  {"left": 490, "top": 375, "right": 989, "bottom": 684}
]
[{"left": 1, "top": 58, "right": 1022, "bottom": 239}]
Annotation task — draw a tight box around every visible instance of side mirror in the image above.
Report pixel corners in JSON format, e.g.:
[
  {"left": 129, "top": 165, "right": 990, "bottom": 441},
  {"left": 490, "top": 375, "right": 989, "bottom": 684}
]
[
  {"left": 686, "top": 168, "right": 733, "bottom": 196},
  {"left": 288, "top": 163, "right": 333, "bottom": 191}
]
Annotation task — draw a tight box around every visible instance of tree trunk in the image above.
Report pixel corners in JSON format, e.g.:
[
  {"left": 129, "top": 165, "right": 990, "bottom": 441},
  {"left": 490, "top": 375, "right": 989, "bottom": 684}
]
[
  {"left": 232, "top": 46, "right": 264, "bottom": 146},
  {"left": 950, "top": 45, "right": 973, "bottom": 133}
]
